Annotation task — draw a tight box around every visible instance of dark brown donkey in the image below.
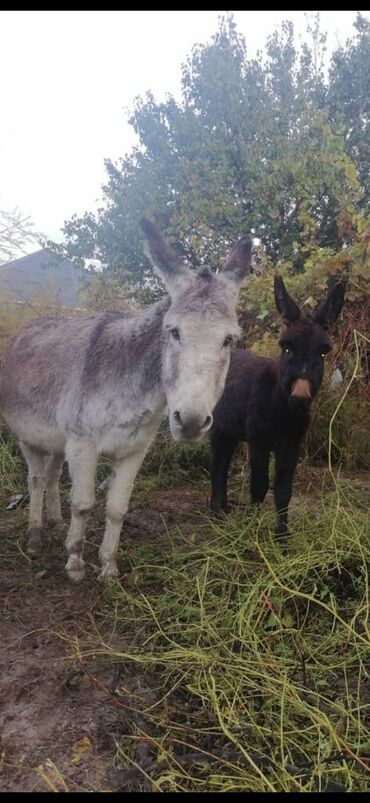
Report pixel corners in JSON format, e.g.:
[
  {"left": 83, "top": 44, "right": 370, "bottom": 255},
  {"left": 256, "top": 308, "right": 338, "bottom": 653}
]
[{"left": 209, "top": 276, "right": 345, "bottom": 537}]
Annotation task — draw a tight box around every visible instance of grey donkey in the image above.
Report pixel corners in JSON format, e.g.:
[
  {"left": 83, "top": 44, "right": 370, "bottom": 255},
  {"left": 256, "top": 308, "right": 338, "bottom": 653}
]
[{"left": 0, "top": 219, "right": 252, "bottom": 583}]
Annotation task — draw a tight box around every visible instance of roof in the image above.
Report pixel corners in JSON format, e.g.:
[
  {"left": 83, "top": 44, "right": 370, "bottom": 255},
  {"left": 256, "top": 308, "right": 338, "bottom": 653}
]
[{"left": 0, "top": 248, "right": 84, "bottom": 308}]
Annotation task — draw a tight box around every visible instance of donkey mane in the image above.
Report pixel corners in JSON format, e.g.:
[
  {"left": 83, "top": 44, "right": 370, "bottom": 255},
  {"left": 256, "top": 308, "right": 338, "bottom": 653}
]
[{"left": 197, "top": 266, "right": 213, "bottom": 281}]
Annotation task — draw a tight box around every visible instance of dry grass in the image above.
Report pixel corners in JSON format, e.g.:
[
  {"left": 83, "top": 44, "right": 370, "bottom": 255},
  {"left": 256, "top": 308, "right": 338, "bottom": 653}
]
[{"left": 42, "top": 471, "right": 370, "bottom": 793}]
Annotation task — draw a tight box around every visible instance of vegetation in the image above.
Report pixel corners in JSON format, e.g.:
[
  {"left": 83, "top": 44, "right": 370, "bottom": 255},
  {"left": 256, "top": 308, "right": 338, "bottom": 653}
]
[
  {"left": 2, "top": 454, "right": 370, "bottom": 792},
  {"left": 72, "top": 481, "right": 370, "bottom": 792},
  {"left": 0, "top": 207, "right": 38, "bottom": 265},
  {"left": 56, "top": 14, "right": 370, "bottom": 297}
]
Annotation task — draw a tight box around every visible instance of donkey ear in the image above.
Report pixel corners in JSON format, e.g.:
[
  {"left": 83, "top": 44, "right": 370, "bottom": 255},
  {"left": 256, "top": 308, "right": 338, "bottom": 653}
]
[
  {"left": 274, "top": 275, "right": 301, "bottom": 325},
  {"left": 140, "top": 218, "right": 189, "bottom": 292},
  {"left": 223, "top": 234, "right": 253, "bottom": 285},
  {"left": 313, "top": 282, "right": 345, "bottom": 329}
]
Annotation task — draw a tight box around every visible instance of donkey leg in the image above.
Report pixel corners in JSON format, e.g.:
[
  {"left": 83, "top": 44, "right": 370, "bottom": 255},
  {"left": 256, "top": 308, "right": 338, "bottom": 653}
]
[
  {"left": 20, "top": 440, "right": 46, "bottom": 557},
  {"left": 274, "top": 442, "right": 300, "bottom": 539},
  {"left": 65, "top": 439, "right": 98, "bottom": 583},
  {"left": 45, "top": 453, "right": 64, "bottom": 527},
  {"left": 250, "top": 443, "right": 270, "bottom": 504},
  {"left": 210, "top": 431, "right": 238, "bottom": 513},
  {"left": 99, "top": 449, "right": 146, "bottom": 583}
]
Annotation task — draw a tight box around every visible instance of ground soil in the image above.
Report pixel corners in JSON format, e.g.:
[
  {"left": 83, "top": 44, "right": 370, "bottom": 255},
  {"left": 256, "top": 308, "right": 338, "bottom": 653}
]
[
  {"left": 0, "top": 486, "right": 206, "bottom": 792},
  {"left": 1, "top": 468, "right": 369, "bottom": 792}
]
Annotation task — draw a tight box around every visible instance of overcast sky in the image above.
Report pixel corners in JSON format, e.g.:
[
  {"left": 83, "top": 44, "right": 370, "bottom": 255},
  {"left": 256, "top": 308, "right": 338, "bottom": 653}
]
[{"left": 0, "top": 10, "right": 368, "bottom": 253}]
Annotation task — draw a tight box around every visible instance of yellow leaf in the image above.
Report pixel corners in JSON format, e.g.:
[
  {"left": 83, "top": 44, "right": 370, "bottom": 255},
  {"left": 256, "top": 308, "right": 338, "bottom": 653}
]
[{"left": 71, "top": 736, "right": 92, "bottom": 765}]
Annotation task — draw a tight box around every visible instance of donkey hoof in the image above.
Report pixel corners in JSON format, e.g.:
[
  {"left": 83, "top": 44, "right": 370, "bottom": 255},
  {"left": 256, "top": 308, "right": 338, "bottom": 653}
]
[
  {"left": 99, "top": 562, "right": 120, "bottom": 584},
  {"left": 66, "top": 555, "right": 86, "bottom": 584},
  {"left": 27, "top": 528, "right": 43, "bottom": 558},
  {"left": 210, "top": 503, "right": 229, "bottom": 517}
]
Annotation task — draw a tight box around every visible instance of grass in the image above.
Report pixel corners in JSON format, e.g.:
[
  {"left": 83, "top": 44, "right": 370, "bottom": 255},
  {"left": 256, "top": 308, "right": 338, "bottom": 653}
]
[
  {"left": 2, "top": 461, "right": 370, "bottom": 791},
  {"left": 50, "top": 471, "right": 370, "bottom": 793},
  {"left": 0, "top": 428, "right": 27, "bottom": 501}
]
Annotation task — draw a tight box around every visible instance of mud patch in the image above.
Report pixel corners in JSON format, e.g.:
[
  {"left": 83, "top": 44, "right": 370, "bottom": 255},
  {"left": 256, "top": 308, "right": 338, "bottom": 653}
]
[
  {"left": 0, "top": 486, "right": 209, "bottom": 792},
  {"left": 0, "top": 571, "right": 121, "bottom": 791}
]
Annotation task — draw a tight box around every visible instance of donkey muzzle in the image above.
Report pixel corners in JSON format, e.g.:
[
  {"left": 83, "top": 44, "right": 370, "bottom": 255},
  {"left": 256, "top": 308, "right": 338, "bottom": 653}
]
[
  {"left": 172, "top": 410, "right": 213, "bottom": 441},
  {"left": 289, "top": 378, "right": 313, "bottom": 411},
  {"left": 290, "top": 378, "right": 312, "bottom": 400}
]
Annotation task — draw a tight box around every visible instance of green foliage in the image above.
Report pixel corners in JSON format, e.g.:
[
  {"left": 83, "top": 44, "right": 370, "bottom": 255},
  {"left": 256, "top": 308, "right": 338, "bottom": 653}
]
[
  {"left": 55, "top": 13, "right": 369, "bottom": 303},
  {"left": 328, "top": 14, "right": 370, "bottom": 212},
  {"left": 139, "top": 430, "right": 209, "bottom": 488}
]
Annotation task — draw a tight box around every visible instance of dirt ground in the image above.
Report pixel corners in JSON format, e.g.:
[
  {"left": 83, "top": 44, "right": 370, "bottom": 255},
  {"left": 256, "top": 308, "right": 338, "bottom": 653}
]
[
  {"left": 0, "top": 486, "right": 206, "bottom": 792},
  {"left": 1, "top": 468, "right": 370, "bottom": 792}
]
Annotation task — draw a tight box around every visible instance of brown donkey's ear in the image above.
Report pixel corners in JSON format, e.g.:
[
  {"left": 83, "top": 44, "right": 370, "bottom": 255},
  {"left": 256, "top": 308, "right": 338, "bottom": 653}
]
[
  {"left": 313, "top": 282, "right": 345, "bottom": 329},
  {"left": 274, "top": 275, "right": 301, "bottom": 325}
]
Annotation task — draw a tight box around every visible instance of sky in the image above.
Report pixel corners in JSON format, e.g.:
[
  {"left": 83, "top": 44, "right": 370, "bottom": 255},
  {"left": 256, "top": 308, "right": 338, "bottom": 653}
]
[{"left": 0, "top": 10, "right": 368, "bottom": 255}]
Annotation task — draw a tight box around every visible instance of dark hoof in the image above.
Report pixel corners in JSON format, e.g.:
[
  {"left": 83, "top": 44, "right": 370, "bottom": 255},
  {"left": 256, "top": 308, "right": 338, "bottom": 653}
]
[
  {"left": 210, "top": 503, "right": 230, "bottom": 517},
  {"left": 275, "top": 528, "right": 290, "bottom": 552}
]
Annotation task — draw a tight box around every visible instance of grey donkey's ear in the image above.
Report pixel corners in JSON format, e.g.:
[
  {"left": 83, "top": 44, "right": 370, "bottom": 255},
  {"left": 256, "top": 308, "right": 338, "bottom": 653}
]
[
  {"left": 140, "top": 218, "right": 189, "bottom": 292},
  {"left": 274, "top": 275, "right": 301, "bottom": 325},
  {"left": 223, "top": 234, "right": 253, "bottom": 285},
  {"left": 313, "top": 282, "right": 345, "bottom": 329}
]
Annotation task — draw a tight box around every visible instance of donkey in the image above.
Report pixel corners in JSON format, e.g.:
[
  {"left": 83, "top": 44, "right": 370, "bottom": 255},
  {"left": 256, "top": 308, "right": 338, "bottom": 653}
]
[
  {"left": 0, "top": 219, "right": 252, "bottom": 582},
  {"left": 209, "top": 276, "right": 345, "bottom": 537}
]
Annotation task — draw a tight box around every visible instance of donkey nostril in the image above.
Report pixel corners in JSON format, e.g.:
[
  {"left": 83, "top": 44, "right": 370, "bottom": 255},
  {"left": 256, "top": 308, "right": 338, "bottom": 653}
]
[
  {"left": 202, "top": 415, "right": 213, "bottom": 430},
  {"left": 174, "top": 410, "right": 182, "bottom": 425}
]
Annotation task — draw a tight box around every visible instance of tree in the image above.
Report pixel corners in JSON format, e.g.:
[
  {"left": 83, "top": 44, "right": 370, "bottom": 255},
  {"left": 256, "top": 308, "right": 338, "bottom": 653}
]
[
  {"left": 0, "top": 208, "right": 38, "bottom": 265},
  {"left": 57, "top": 13, "right": 365, "bottom": 301},
  {"left": 328, "top": 13, "right": 370, "bottom": 212}
]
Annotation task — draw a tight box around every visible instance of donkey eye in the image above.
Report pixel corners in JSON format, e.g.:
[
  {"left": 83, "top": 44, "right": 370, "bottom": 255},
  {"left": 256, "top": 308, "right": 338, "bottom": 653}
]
[
  {"left": 223, "top": 335, "right": 234, "bottom": 348},
  {"left": 170, "top": 327, "right": 180, "bottom": 341},
  {"left": 284, "top": 346, "right": 292, "bottom": 355}
]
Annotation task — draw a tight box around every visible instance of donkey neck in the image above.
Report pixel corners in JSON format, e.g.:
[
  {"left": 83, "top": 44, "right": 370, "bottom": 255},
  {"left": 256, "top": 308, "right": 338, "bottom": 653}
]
[
  {"left": 82, "top": 296, "right": 171, "bottom": 404},
  {"left": 111, "top": 295, "right": 170, "bottom": 395}
]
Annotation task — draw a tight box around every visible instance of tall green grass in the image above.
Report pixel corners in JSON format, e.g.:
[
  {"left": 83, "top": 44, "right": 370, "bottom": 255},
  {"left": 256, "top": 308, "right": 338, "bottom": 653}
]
[
  {"left": 0, "top": 428, "right": 26, "bottom": 501},
  {"left": 58, "top": 480, "right": 370, "bottom": 792}
]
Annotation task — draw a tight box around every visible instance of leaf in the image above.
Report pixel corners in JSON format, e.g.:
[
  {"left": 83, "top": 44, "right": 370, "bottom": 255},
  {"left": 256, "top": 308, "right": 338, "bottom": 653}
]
[
  {"left": 70, "top": 736, "right": 92, "bottom": 765},
  {"left": 266, "top": 612, "right": 279, "bottom": 629}
]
